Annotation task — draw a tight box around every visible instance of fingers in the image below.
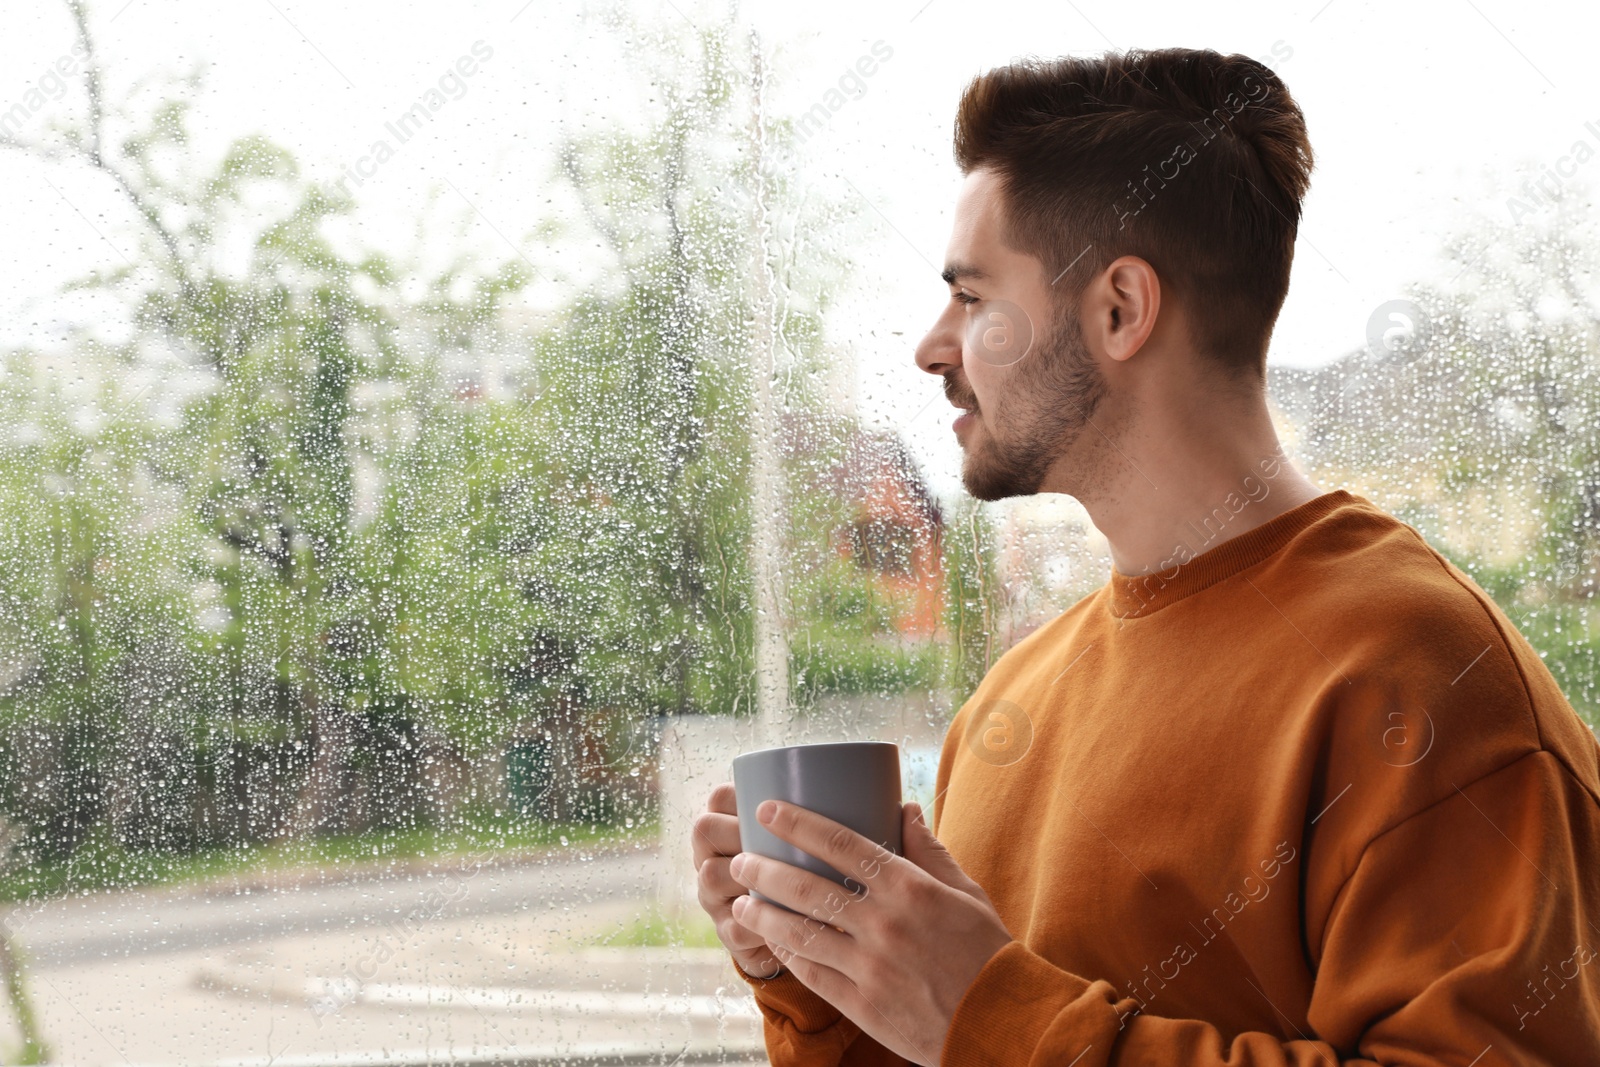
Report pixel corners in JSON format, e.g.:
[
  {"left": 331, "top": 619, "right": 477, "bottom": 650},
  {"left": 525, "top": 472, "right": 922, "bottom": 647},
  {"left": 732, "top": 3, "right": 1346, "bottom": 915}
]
[
  {"left": 696, "top": 855, "right": 745, "bottom": 905},
  {"left": 696, "top": 855, "right": 774, "bottom": 963},
  {"left": 719, "top": 916, "right": 771, "bottom": 958},
  {"left": 690, "top": 783, "right": 742, "bottom": 868},
  {"left": 758, "top": 800, "right": 902, "bottom": 898},
  {"left": 707, "top": 781, "right": 738, "bottom": 815},
  {"left": 693, "top": 786, "right": 787, "bottom": 968},
  {"left": 732, "top": 892, "right": 853, "bottom": 975},
  {"left": 902, "top": 802, "right": 937, "bottom": 845},
  {"left": 731, "top": 852, "right": 870, "bottom": 936},
  {"left": 690, "top": 809, "right": 742, "bottom": 868}
]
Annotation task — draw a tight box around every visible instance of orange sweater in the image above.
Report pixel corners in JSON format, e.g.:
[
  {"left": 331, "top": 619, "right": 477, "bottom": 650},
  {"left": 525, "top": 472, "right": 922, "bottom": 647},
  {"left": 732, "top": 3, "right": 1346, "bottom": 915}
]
[{"left": 734, "top": 490, "right": 1600, "bottom": 1064}]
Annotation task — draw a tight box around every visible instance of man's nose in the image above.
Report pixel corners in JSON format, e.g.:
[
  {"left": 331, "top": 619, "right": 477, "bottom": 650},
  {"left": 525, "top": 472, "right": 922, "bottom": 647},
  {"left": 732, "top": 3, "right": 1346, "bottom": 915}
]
[{"left": 914, "top": 304, "right": 963, "bottom": 377}]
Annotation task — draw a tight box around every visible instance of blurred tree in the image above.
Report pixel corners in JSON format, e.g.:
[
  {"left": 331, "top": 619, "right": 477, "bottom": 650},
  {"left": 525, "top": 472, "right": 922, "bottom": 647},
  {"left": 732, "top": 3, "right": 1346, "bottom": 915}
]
[
  {"left": 0, "top": 0, "right": 981, "bottom": 869},
  {"left": 0, "top": 1, "right": 541, "bottom": 849}
]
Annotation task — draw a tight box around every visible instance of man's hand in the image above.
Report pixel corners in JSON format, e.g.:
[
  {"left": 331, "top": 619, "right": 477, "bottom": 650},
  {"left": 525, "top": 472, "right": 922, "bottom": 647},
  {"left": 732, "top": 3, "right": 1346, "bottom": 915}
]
[
  {"left": 728, "top": 798, "right": 1015, "bottom": 1066},
  {"left": 691, "top": 782, "right": 788, "bottom": 979}
]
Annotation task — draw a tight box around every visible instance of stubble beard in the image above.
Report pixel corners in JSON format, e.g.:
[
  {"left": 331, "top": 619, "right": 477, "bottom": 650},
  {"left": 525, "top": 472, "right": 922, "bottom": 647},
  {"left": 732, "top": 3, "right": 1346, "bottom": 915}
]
[{"left": 957, "top": 307, "right": 1108, "bottom": 502}]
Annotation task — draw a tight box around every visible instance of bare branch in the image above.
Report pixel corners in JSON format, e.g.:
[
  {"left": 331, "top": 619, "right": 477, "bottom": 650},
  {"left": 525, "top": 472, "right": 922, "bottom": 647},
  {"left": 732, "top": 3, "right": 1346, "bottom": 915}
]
[
  {"left": 556, "top": 131, "right": 625, "bottom": 261},
  {"left": 16, "top": 0, "right": 203, "bottom": 302},
  {"left": 64, "top": 0, "right": 102, "bottom": 163},
  {"left": 0, "top": 135, "right": 71, "bottom": 162},
  {"left": 94, "top": 147, "right": 199, "bottom": 297}
]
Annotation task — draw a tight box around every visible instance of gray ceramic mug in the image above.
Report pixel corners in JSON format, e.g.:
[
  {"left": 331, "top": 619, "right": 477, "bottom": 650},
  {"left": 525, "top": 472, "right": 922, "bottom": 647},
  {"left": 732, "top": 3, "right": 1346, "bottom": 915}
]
[{"left": 731, "top": 741, "right": 903, "bottom": 914}]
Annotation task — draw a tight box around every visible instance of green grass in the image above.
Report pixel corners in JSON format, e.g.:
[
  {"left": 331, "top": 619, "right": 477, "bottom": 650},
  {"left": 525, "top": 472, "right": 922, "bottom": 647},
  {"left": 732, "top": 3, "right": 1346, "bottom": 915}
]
[
  {"left": 0, "top": 811, "right": 659, "bottom": 903},
  {"left": 577, "top": 901, "right": 724, "bottom": 949}
]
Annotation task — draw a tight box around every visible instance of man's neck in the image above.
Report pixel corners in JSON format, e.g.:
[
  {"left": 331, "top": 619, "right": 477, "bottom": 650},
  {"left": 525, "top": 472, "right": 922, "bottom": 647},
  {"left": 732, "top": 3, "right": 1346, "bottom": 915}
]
[{"left": 1059, "top": 398, "right": 1323, "bottom": 577}]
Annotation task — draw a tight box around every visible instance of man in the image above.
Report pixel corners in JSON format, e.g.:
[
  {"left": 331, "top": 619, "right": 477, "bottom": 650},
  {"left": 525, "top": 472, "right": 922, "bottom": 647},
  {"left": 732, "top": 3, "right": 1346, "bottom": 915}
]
[{"left": 692, "top": 47, "right": 1600, "bottom": 1064}]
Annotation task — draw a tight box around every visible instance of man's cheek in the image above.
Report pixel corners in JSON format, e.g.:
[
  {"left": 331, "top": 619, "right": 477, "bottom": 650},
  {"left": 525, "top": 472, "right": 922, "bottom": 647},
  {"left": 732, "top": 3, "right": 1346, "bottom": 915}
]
[
  {"left": 967, "top": 299, "right": 1035, "bottom": 367},
  {"left": 967, "top": 342, "right": 1008, "bottom": 394}
]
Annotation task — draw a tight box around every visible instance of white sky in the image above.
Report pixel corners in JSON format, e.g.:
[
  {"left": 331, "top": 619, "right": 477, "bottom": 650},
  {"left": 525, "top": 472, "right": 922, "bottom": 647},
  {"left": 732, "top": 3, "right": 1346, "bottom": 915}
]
[{"left": 2, "top": 0, "right": 1595, "bottom": 502}]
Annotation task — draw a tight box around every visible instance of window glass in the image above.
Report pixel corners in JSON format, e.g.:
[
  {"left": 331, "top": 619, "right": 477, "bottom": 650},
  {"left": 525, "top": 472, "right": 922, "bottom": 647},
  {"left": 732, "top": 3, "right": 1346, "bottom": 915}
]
[{"left": 0, "top": 1, "right": 1594, "bottom": 1063}]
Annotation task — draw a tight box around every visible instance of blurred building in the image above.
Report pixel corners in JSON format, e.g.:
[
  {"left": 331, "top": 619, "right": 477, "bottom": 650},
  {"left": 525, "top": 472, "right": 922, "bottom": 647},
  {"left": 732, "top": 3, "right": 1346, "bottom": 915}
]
[{"left": 780, "top": 411, "right": 946, "bottom": 637}]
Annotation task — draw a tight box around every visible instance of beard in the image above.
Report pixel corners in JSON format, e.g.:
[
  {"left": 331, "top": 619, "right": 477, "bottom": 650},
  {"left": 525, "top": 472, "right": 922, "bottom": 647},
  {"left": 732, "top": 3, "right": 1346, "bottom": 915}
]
[{"left": 951, "top": 304, "right": 1108, "bottom": 502}]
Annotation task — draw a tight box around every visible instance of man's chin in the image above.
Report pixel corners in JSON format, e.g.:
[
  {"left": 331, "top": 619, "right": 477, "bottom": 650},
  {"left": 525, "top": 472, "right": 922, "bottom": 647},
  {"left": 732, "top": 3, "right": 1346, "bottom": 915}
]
[{"left": 961, "top": 450, "right": 1031, "bottom": 502}]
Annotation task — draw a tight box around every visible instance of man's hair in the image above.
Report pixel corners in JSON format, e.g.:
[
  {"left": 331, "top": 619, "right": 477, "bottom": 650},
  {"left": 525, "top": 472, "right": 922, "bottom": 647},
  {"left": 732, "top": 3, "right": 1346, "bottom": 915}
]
[{"left": 954, "top": 48, "right": 1314, "bottom": 378}]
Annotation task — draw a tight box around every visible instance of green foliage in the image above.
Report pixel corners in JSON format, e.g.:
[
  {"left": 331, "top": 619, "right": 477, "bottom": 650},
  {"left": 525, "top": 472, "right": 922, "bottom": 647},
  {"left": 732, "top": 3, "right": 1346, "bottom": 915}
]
[
  {"left": 940, "top": 498, "right": 1005, "bottom": 698},
  {"left": 578, "top": 900, "right": 723, "bottom": 950},
  {"left": 0, "top": 11, "right": 958, "bottom": 877}
]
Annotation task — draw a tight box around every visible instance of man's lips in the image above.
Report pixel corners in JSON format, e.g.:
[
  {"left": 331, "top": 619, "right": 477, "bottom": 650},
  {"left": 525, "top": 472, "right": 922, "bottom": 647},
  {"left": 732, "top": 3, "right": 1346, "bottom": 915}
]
[{"left": 945, "top": 377, "right": 978, "bottom": 434}]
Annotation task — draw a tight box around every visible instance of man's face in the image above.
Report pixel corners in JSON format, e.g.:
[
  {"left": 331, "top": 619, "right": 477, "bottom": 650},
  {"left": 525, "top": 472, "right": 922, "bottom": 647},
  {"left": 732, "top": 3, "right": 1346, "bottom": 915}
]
[{"left": 914, "top": 167, "right": 1107, "bottom": 501}]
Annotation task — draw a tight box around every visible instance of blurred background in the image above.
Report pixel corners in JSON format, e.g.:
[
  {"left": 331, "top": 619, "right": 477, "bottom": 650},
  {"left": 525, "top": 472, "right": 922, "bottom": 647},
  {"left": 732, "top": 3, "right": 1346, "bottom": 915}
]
[{"left": 0, "top": 0, "right": 1595, "bottom": 1063}]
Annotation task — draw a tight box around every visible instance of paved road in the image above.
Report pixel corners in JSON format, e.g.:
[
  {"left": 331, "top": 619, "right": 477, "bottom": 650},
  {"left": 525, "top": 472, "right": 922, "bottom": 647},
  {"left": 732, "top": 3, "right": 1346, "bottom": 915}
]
[
  {"left": 5, "top": 842, "right": 667, "bottom": 967},
  {"left": 0, "top": 843, "right": 774, "bottom": 1066}
]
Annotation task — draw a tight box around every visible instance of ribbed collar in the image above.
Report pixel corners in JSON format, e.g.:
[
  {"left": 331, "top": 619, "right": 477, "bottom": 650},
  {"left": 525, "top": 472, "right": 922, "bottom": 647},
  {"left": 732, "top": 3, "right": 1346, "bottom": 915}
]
[{"left": 1103, "top": 489, "right": 1358, "bottom": 619}]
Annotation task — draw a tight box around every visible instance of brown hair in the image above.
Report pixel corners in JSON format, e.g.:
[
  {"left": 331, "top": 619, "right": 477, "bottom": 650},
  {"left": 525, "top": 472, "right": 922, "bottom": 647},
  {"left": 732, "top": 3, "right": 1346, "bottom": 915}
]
[{"left": 953, "top": 48, "right": 1314, "bottom": 378}]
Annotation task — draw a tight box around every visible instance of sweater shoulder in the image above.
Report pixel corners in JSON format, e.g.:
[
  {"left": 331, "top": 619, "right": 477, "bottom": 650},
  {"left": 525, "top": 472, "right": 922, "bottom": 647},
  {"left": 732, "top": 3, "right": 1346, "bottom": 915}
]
[{"left": 1265, "top": 497, "right": 1600, "bottom": 805}]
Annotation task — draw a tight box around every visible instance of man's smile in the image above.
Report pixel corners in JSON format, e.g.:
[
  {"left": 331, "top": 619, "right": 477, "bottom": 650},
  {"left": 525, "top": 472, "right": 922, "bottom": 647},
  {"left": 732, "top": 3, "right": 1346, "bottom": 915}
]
[{"left": 945, "top": 373, "right": 979, "bottom": 436}]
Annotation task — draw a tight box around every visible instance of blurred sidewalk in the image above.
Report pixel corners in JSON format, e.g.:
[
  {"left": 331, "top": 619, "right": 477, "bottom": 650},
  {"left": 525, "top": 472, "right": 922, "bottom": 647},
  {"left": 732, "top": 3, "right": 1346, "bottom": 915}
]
[{"left": 1, "top": 848, "right": 769, "bottom": 1066}]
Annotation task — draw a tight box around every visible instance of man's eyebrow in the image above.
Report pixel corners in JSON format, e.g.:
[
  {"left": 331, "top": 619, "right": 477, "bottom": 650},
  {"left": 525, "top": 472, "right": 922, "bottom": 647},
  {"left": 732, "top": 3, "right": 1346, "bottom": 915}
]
[{"left": 940, "top": 263, "right": 989, "bottom": 285}]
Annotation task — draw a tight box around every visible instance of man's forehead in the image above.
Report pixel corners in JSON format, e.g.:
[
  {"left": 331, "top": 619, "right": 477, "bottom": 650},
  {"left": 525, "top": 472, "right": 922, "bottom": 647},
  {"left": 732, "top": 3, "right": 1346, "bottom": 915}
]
[
  {"left": 950, "top": 169, "right": 1004, "bottom": 239},
  {"left": 943, "top": 174, "right": 1004, "bottom": 280},
  {"left": 944, "top": 170, "right": 1045, "bottom": 283}
]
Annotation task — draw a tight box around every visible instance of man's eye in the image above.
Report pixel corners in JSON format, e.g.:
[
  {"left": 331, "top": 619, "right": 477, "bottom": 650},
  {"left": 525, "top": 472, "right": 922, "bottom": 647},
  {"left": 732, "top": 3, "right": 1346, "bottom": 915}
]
[{"left": 953, "top": 292, "right": 979, "bottom": 305}]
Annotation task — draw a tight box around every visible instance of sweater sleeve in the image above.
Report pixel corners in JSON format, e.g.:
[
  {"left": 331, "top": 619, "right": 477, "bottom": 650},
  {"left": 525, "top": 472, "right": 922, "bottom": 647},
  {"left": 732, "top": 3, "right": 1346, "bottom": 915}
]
[
  {"left": 938, "top": 750, "right": 1600, "bottom": 1065},
  {"left": 731, "top": 955, "right": 888, "bottom": 1064}
]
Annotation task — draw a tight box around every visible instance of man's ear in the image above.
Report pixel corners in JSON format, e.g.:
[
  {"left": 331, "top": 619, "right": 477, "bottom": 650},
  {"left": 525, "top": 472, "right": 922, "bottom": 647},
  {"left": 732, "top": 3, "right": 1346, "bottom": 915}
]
[{"left": 1084, "top": 255, "right": 1161, "bottom": 364}]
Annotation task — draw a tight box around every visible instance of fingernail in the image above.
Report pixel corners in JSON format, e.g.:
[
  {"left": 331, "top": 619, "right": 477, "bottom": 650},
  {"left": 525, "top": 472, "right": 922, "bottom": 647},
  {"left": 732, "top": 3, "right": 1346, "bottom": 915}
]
[
  {"left": 758, "top": 800, "right": 777, "bottom": 824},
  {"left": 730, "top": 852, "right": 747, "bottom": 877},
  {"left": 732, "top": 894, "right": 749, "bottom": 915}
]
